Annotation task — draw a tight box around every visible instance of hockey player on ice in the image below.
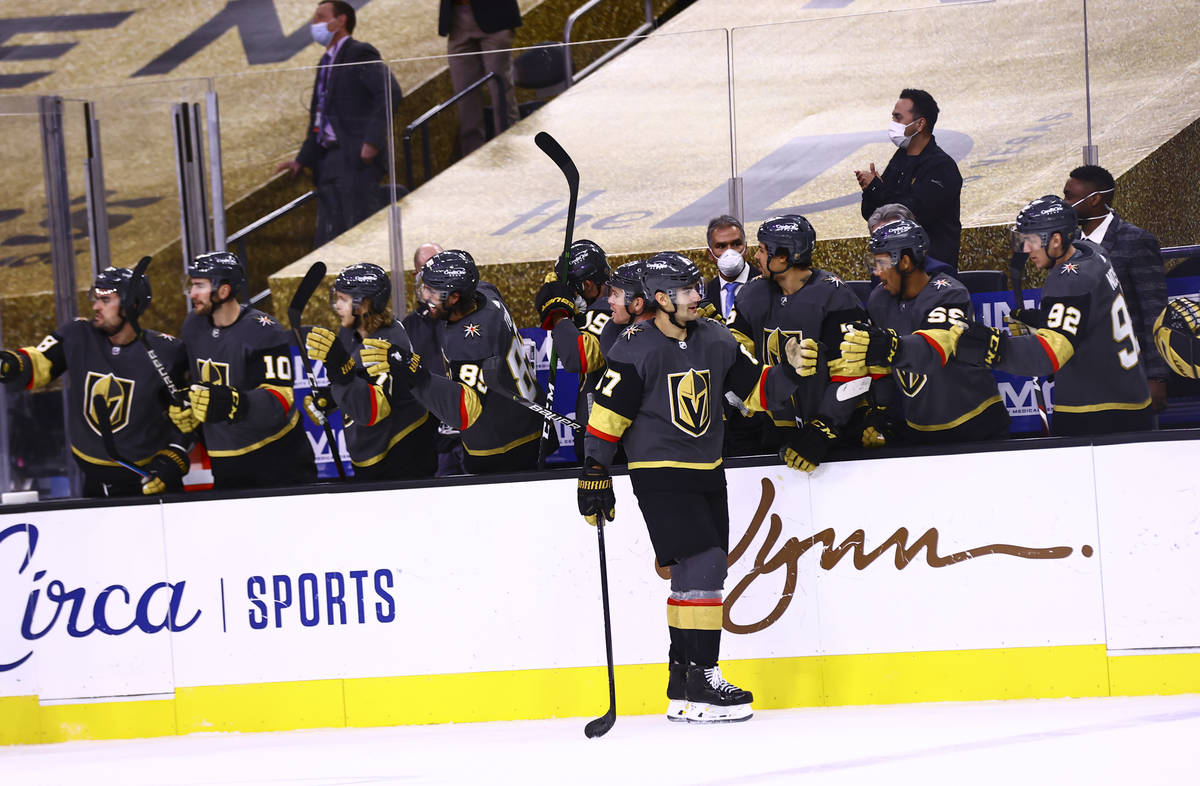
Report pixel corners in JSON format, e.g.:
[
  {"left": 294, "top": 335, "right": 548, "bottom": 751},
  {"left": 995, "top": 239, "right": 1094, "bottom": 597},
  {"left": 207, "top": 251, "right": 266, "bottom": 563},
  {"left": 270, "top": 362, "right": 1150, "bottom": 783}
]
[{"left": 577, "top": 252, "right": 817, "bottom": 723}]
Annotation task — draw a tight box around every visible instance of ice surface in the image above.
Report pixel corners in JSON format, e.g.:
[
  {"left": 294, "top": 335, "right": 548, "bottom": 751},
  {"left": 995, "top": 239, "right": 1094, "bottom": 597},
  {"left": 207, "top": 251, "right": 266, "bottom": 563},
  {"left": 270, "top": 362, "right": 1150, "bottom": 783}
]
[{"left": 3, "top": 695, "right": 1200, "bottom": 785}]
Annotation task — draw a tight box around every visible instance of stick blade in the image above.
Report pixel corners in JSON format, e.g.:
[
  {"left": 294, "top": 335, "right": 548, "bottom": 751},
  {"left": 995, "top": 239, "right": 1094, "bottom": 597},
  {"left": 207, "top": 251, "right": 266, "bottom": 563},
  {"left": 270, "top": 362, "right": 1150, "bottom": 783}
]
[
  {"left": 131, "top": 255, "right": 152, "bottom": 279},
  {"left": 289, "top": 261, "right": 327, "bottom": 328},
  {"left": 584, "top": 709, "right": 615, "bottom": 739},
  {"left": 534, "top": 132, "right": 579, "bottom": 187}
]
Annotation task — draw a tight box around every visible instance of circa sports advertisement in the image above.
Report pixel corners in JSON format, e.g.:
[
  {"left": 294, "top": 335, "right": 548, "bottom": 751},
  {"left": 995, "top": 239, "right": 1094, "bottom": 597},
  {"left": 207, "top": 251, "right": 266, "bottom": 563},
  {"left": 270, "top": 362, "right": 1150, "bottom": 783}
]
[{"left": 4, "top": 438, "right": 1197, "bottom": 704}]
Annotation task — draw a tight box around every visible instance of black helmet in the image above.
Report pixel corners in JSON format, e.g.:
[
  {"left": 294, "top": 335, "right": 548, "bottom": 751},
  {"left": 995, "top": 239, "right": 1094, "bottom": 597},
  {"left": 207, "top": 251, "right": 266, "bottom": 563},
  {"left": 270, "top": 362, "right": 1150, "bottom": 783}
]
[
  {"left": 867, "top": 218, "right": 929, "bottom": 271},
  {"left": 332, "top": 262, "right": 390, "bottom": 313},
  {"left": 1154, "top": 296, "right": 1200, "bottom": 380},
  {"left": 757, "top": 214, "right": 816, "bottom": 269},
  {"left": 1012, "top": 195, "right": 1079, "bottom": 255},
  {"left": 607, "top": 259, "right": 645, "bottom": 305},
  {"left": 421, "top": 249, "right": 479, "bottom": 303},
  {"left": 565, "top": 239, "right": 609, "bottom": 295},
  {"left": 91, "top": 265, "right": 151, "bottom": 322},
  {"left": 187, "top": 251, "right": 246, "bottom": 297},
  {"left": 640, "top": 252, "right": 703, "bottom": 310}
]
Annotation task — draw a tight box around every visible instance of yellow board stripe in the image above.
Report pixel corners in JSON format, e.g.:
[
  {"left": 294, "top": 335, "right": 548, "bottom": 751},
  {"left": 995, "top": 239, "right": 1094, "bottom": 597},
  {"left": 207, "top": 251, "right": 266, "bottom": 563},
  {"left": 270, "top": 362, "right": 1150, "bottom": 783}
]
[{"left": 6, "top": 648, "right": 1200, "bottom": 745}]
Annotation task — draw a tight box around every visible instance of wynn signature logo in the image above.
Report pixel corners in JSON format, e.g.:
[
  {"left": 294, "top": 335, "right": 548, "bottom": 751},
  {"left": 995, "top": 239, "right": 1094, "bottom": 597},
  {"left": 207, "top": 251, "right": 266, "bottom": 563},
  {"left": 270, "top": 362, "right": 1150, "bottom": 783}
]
[{"left": 659, "top": 478, "right": 1086, "bottom": 634}]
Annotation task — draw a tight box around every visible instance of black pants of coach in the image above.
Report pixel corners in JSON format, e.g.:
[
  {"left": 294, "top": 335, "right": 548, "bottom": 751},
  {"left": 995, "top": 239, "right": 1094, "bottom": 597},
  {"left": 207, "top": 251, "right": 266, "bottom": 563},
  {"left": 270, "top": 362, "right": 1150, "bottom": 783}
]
[{"left": 312, "top": 143, "right": 385, "bottom": 246}]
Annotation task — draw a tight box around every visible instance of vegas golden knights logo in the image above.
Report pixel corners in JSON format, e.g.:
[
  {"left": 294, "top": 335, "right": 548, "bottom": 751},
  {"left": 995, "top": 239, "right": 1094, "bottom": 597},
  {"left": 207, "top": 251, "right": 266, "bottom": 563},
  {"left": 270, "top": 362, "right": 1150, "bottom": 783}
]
[
  {"left": 196, "top": 358, "right": 231, "bottom": 386},
  {"left": 667, "top": 368, "right": 711, "bottom": 437},
  {"left": 896, "top": 370, "right": 928, "bottom": 398},
  {"left": 83, "top": 372, "right": 134, "bottom": 435},
  {"left": 763, "top": 328, "right": 804, "bottom": 367}
]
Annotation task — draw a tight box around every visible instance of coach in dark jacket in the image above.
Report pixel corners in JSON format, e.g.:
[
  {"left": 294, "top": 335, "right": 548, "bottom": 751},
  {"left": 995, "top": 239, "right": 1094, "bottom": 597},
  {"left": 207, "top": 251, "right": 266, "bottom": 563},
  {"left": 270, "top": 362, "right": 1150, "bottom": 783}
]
[
  {"left": 857, "top": 88, "right": 963, "bottom": 271},
  {"left": 277, "top": 1, "right": 402, "bottom": 245},
  {"left": 1066, "top": 165, "right": 1169, "bottom": 410}
]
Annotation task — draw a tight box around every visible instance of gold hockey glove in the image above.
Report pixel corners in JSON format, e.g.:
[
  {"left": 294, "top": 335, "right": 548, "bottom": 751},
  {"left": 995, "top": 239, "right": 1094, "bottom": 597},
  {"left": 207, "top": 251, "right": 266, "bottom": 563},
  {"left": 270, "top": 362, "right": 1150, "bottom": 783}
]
[
  {"left": 168, "top": 403, "right": 200, "bottom": 434},
  {"left": 189, "top": 383, "right": 245, "bottom": 422},
  {"left": 535, "top": 279, "right": 577, "bottom": 329},
  {"left": 305, "top": 326, "right": 355, "bottom": 384},
  {"left": 784, "top": 337, "right": 820, "bottom": 378}
]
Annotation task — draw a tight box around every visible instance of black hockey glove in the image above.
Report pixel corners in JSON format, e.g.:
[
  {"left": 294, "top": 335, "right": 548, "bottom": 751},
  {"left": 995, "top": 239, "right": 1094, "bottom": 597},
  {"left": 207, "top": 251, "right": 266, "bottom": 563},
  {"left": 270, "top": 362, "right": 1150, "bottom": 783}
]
[
  {"left": 303, "top": 386, "right": 337, "bottom": 426},
  {"left": 305, "top": 326, "right": 356, "bottom": 384},
  {"left": 577, "top": 463, "right": 615, "bottom": 526},
  {"left": 780, "top": 418, "right": 840, "bottom": 473},
  {"left": 188, "top": 383, "right": 247, "bottom": 422},
  {"left": 359, "top": 339, "right": 430, "bottom": 388},
  {"left": 951, "top": 321, "right": 1007, "bottom": 368},
  {"left": 0, "top": 349, "right": 25, "bottom": 383},
  {"left": 841, "top": 323, "right": 899, "bottom": 372},
  {"left": 1005, "top": 307, "right": 1044, "bottom": 337},
  {"left": 859, "top": 404, "right": 892, "bottom": 448},
  {"left": 536, "top": 279, "right": 577, "bottom": 329},
  {"left": 141, "top": 446, "right": 189, "bottom": 495}
]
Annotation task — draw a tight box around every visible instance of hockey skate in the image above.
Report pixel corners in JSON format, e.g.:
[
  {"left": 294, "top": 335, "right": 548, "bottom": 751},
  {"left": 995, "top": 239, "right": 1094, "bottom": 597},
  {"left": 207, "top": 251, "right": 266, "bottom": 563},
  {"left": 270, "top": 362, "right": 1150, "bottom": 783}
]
[
  {"left": 684, "top": 664, "right": 753, "bottom": 723},
  {"left": 666, "top": 661, "right": 689, "bottom": 722}
]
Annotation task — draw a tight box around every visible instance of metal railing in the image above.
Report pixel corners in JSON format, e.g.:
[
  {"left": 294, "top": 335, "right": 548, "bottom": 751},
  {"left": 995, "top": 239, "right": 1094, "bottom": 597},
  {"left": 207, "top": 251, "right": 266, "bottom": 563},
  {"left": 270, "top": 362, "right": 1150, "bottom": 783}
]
[
  {"left": 564, "top": 0, "right": 654, "bottom": 86},
  {"left": 403, "top": 71, "right": 508, "bottom": 190}
]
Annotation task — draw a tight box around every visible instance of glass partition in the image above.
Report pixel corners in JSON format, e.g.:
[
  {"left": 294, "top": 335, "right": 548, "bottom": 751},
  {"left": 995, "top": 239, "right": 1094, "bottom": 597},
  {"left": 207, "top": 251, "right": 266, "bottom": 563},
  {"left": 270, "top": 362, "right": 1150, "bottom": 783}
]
[
  {"left": 0, "top": 95, "right": 71, "bottom": 498},
  {"left": 730, "top": 0, "right": 1089, "bottom": 267},
  {"left": 391, "top": 28, "right": 734, "bottom": 273}
]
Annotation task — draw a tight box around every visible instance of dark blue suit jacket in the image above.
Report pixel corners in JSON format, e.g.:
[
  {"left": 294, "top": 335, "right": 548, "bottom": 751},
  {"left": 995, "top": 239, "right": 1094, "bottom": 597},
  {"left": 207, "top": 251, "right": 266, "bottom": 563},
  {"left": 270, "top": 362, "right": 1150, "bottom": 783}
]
[
  {"left": 297, "top": 38, "right": 402, "bottom": 172},
  {"left": 1097, "top": 213, "right": 1167, "bottom": 379},
  {"left": 438, "top": 0, "right": 522, "bottom": 36}
]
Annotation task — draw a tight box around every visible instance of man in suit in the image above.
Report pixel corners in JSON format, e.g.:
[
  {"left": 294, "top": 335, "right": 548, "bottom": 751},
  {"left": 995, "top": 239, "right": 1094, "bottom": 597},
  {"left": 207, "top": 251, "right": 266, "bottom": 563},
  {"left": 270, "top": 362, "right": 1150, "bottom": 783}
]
[
  {"left": 1064, "top": 164, "right": 1169, "bottom": 412},
  {"left": 277, "top": 1, "right": 401, "bottom": 245},
  {"left": 439, "top": 0, "right": 522, "bottom": 155},
  {"left": 699, "top": 215, "right": 757, "bottom": 320},
  {"left": 697, "top": 215, "right": 762, "bottom": 456}
]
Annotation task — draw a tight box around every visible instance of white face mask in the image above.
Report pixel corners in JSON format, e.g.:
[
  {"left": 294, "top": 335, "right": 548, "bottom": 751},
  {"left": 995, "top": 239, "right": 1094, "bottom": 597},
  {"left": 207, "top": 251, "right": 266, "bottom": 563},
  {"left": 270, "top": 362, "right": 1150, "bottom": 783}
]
[
  {"left": 887, "top": 119, "right": 918, "bottom": 149},
  {"left": 311, "top": 22, "right": 334, "bottom": 47},
  {"left": 716, "top": 248, "right": 746, "bottom": 279}
]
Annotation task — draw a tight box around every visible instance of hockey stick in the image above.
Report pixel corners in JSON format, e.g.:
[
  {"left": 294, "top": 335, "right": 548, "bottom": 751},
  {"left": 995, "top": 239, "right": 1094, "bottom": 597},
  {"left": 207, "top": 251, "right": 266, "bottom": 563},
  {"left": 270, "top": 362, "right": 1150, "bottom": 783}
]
[
  {"left": 584, "top": 509, "right": 616, "bottom": 739},
  {"left": 288, "top": 261, "right": 346, "bottom": 479},
  {"left": 92, "top": 394, "right": 150, "bottom": 479},
  {"left": 534, "top": 132, "right": 579, "bottom": 469},
  {"left": 124, "top": 255, "right": 187, "bottom": 404},
  {"left": 1008, "top": 255, "right": 1051, "bottom": 436},
  {"left": 481, "top": 360, "right": 582, "bottom": 432}
]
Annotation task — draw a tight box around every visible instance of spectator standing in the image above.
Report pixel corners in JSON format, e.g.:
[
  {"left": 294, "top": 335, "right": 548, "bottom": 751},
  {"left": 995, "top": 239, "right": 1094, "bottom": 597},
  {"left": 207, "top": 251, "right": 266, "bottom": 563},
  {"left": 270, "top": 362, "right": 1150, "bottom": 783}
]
[
  {"left": 277, "top": 1, "right": 402, "bottom": 245},
  {"left": 857, "top": 88, "right": 963, "bottom": 272},
  {"left": 439, "top": 0, "right": 522, "bottom": 156}
]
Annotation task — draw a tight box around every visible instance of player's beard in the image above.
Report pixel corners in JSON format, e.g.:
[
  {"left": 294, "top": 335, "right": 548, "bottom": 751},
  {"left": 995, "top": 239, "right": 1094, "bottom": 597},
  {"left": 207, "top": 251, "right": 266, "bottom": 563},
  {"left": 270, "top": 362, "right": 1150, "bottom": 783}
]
[
  {"left": 93, "top": 313, "right": 124, "bottom": 336},
  {"left": 191, "top": 297, "right": 213, "bottom": 316}
]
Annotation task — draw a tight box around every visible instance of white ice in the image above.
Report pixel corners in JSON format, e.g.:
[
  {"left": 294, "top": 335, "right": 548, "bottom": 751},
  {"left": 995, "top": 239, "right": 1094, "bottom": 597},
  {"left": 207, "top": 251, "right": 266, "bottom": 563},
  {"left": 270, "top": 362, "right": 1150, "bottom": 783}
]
[{"left": 3, "top": 694, "right": 1200, "bottom": 786}]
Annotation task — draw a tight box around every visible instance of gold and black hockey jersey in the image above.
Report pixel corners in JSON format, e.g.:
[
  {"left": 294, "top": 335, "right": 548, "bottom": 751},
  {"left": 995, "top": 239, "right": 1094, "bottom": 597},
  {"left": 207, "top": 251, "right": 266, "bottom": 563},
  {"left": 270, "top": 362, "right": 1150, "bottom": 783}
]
[
  {"left": 997, "top": 242, "right": 1151, "bottom": 420},
  {"left": 584, "top": 318, "right": 801, "bottom": 474},
  {"left": 867, "top": 274, "right": 1007, "bottom": 436},
  {"left": 429, "top": 292, "right": 544, "bottom": 458},
  {"left": 550, "top": 298, "right": 612, "bottom": 458},
  {"left": 7, "top": 319, "right": 189, "bottom": 469},
  {"left": 727, "top": 269, "right": 868, "bottom": 428},
  {"left": 181, "top": 307, "right": 300, "bottom": 458},
  {"left": 331, "top": 322, "right": 430, "bottom": 468}
]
